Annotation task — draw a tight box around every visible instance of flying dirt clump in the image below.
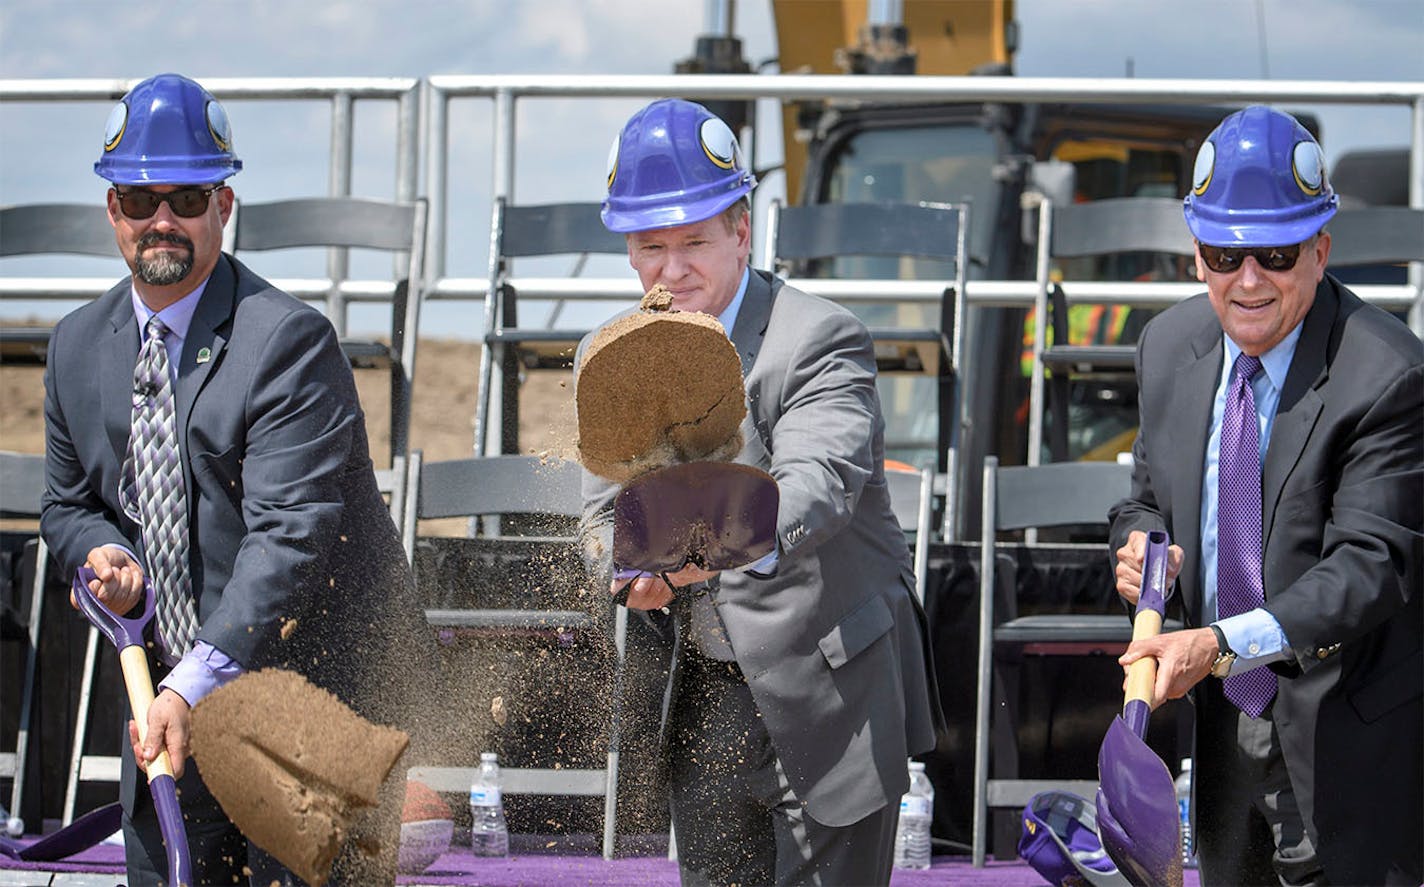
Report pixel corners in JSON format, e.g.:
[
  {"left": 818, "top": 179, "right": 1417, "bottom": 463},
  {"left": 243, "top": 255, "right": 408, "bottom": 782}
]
[
  {"left": 190, "top": 668, "right": 409, "bottom": 886},
  {"left": 575, "top": 284, "right": 746, "bottom": 483}
]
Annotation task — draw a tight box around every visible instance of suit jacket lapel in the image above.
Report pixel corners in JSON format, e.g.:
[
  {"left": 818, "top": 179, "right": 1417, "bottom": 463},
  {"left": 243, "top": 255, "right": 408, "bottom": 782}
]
[
  {"left": 175, "top": 256, "right": 235, "bottom": 439},
  {"left": 1168, "top": 318, "right": 1223, "bottom": 614},
  {"left": 729, "top": 268, "right": 772, "bottom": 376},
  {"left": 1263, "top": 278, "right": 1334, "bottom": 545},
  {"left": 100, "top": 284, "right": 141, "bottom": 469}
]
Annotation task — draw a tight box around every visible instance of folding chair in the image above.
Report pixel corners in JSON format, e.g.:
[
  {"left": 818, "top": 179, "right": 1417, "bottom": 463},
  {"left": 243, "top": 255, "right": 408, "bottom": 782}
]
[
  {"left": 0, "top": 202, "right": 122, "bottom": 365},
  {"left": 0, "top": 452, "right": 52, "bottom": 828},
  {"left": 401, "top": 450, "right": 625, "bottom": 859},
  {"left": 767, "top": 200, "right": 970, "bottom": 536},
  {"left": 1327, "top": 206, "right": 1424, "bottom": 317},
  {"left": 1028, "top": 197, "right": 1197, "bottom": 465},
  {"left": 227, "top": 196, "right": 428, "bottom": 495},
  {"left": 475, "top": 199, "right": 628, "bottom": 457},
  {"left": 971, "top": 455, "right": 1182, "bottom": 865}
]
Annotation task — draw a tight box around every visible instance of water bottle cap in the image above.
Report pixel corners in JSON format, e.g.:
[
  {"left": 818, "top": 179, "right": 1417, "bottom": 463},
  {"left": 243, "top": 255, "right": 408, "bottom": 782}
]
[
  {"left": 1179, "top": 758, "right": 1191, "bottom": 771},
  {"left": 908, "top": 761, "right": 926, "bottom": 772},
  {"left": 481, "top": 752, "right": 499, "bottom": 763}
]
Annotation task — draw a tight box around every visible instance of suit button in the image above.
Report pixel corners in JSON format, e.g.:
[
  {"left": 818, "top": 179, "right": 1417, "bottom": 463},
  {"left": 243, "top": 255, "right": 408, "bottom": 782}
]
[{"left": 1316, "top": 648, "right": 1329, "bottom": 660}]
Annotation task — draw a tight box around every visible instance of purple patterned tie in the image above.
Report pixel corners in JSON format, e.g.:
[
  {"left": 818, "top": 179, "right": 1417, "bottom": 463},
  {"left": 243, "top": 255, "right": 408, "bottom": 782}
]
[
  {"left": 1217, "top": 351, "right": 1277, "bottom": 717},
  {"left": 119, "top": 316, "right": 199, "bottom": 665}
]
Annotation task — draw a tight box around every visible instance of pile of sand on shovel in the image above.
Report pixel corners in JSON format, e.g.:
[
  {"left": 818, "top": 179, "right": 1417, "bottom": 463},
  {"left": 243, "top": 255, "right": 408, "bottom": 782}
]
[
  {"left": 576, "top": 285, "right": 746, "bottom": 483},
  {"left": 190, "top": 669, "right": 408, "bottom": 886}
]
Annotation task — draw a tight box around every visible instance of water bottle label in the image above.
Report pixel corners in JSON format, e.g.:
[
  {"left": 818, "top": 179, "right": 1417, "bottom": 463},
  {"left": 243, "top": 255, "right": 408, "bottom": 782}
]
[
  {"left": 899, "top": 796, "right": 932, "bottom": 817},
  {"left": 470, "top": 787, "right": 502, "bottom": 806},
  {"left": 1178, "top": 799, "right": 1189, "bottom": 822}
]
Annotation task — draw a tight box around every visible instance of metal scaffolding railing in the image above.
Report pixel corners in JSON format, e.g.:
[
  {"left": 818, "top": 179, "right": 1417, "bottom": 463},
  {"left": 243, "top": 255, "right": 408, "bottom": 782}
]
[{"left": 5, "top": 74, "right": 1422, "bottom": 329}]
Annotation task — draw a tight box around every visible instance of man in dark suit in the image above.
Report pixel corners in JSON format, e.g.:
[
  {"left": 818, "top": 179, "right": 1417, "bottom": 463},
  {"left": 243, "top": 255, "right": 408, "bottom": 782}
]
[
  {"left": 577, "top": 99, "right": 944, "bottom": 886},
  {"left": 40, "top": 73, "right": 422, "bottom": 885},
  {"left": 1110, "top": 106, "right": 1422, "bottom": 885}
]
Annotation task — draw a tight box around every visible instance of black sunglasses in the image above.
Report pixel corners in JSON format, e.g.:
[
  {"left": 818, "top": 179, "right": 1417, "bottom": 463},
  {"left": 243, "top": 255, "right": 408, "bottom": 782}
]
[
  {"left": 113, "top": 186, "right": 223, "bottom": 220},
  {"left": 1198, "top": 241, "right": 1305, "bottom": 274}
]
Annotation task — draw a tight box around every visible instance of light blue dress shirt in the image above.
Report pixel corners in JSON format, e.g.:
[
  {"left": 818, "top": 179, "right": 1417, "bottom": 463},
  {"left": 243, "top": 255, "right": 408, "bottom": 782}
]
[
  {"left": 118, "top": 282, "right": 244, "bottom": 706},
  {"left": 1199, "top": 324, "right": 1303, "bottom": 673}
]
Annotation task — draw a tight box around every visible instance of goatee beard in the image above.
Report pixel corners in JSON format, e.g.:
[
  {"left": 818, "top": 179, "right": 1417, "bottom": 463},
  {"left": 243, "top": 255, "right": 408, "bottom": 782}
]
[{"left": 133, "top": 233, "right": 194, "bottom": 286}]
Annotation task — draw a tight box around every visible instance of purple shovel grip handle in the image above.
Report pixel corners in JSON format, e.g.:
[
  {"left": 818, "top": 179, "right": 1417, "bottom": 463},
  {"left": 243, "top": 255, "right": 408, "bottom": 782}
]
[
  {"left": 1136, "top": 530, "right": 1171, "bottom": 618},
  {"left": 149, "top": 773, "right": 192, "bottom": 886},
  {"left": 1122, "top": 697, "right": 1153, "bottom": 740},
  {"left": 72, "top": 565, "right": 155, "bottom": 651}
]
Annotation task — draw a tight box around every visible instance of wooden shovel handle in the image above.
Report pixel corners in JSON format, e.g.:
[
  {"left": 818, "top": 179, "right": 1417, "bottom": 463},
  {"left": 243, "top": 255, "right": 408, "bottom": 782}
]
[
  {"left": 118, "top": 646, "right": 176, "bottom": 781},
  {"left": 1124, "top": 608, "right": 1164, "bottom": 708}
]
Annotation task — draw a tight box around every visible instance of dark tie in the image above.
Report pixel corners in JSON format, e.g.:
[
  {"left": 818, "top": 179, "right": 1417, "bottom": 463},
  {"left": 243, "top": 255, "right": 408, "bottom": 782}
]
[
  {"left": 1217, "top": 351, "right": 1277, "bottom": 717},
  {"left": 119, "top": 316, "right": 199, "bottom": 665}
]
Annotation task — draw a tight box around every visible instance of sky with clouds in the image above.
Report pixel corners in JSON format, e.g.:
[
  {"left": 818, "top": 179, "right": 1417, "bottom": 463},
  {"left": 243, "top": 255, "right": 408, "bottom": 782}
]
[{"left": 2, "top": 0, "right": 1420, "bottom": 329}]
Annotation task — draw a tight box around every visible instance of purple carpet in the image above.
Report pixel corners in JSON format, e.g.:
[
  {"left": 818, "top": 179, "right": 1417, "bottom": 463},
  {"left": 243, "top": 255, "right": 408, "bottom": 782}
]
[{"left": 0, "top": 841, "right": 1207, "bottom": 886}]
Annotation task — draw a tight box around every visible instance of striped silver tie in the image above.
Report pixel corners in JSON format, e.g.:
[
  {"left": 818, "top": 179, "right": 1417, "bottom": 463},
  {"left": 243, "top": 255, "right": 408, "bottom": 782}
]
[{"left": 119, "top": 315, "right": 199, "bottom": 665}]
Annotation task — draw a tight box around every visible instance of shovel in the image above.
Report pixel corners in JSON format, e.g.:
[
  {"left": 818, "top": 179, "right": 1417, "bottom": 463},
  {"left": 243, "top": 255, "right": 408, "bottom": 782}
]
[
  {"left": 71, "top": 566, "right": 192, "bottom": 887},
  {"left": 1095, "top": 530, "right": 1183, "bottom": 887},
  {"left": 0, "top": 801, "right": 122, "bottom": 862},
  {"left": 611, "top": 460, "right": 778, "bottom": 604}
]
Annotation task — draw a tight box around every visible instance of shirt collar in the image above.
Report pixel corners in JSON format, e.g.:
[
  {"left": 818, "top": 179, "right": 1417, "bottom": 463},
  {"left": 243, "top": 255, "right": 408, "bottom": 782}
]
[
  {"left": 1224, "top": 321, "right": 1304, "bottom": 392},
  {"left": 715, "top": 267, "right": 752, "bottom": 340},
  {"left": 131, "top": 277, "right": 209, "bottom": 341}
]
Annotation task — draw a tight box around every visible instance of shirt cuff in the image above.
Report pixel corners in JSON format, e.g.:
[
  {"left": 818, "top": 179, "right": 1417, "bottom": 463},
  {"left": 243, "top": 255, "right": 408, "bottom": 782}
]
[
  {"left": 156, "top": 641, "right": 244, "bottom": 707},
  {"left": 1216, "top": 609, "right": 1292, "bottom": 675},
  {"left": 740, "top": 549, "right": 779, "bottom": 579}
]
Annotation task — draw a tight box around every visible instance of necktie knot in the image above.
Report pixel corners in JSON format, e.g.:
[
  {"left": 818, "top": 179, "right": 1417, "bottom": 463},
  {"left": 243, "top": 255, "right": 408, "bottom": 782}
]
[
  {"left": 1234, "top": 352, "right": 1263, "bottom": 386},
  {"left": 145, "top": 315, "right": 170, "bottom": 343}
]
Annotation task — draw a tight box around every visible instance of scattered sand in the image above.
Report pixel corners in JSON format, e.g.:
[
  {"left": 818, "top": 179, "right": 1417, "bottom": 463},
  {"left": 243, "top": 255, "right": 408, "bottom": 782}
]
[{"left": 190, "top": 669, "right": 410, "bottom": 887}]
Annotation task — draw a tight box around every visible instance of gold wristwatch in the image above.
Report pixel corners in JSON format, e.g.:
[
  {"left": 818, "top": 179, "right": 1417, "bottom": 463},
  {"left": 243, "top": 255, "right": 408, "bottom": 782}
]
[{"left": 1208, "top": 624, "right": 1236, "bottom": 678}]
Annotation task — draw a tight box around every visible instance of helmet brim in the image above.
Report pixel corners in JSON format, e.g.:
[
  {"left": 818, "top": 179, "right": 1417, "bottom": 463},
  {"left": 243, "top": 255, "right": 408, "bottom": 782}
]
[
  {"left": 1185, "top": 202, "right": 1335, "bottom": 247},
  {"left": 602, "top": 188, "right": 747, "bottom": 234}
]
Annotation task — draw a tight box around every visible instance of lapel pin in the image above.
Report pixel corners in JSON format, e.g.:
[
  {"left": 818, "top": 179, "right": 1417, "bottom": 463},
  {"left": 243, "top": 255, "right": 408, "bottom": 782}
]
[{"left": 196, "top": 347, "right": 212, "bottom": 364}]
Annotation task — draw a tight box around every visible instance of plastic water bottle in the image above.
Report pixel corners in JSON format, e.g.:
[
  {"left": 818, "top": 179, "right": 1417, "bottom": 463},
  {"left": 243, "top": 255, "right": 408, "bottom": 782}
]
[
  {"left": 893, "top": 760, "right": 934, "bottom": 870},
  {"left": 1175, "top": 758, "right": 1197, "bottom": 869},
  {"left": 469, "top": 751, "right": 509, "bottom": 857},
  {"left": 0, "top": 802, "right": 22, "bottom": 838}
]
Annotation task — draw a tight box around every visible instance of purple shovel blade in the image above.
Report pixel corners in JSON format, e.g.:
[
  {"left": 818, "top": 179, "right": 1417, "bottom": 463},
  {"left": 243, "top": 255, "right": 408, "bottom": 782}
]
[
  {"left": 614, "top": 461, "right": 778, "bottom": 573},
  {"left": 1096, "top": 715, "right": 1182, "bottom": 887},
  {"left": 0, "top": 802, "right": 122, "bottom": 861}
]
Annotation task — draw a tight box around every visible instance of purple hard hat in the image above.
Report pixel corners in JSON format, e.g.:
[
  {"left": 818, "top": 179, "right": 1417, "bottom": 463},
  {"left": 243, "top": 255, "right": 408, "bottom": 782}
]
[
  {"left": 95, "top": 73, "right": 242, "bottom": 185},
  {"left": 1019, "top": 791, "right": 1129, "bottom": 887},
  {"left": 1183, "top": 105, "right": 1336, "bottom": 247},
  {"left": 602, "top": 98, "right": 756, "bottom": 233}
]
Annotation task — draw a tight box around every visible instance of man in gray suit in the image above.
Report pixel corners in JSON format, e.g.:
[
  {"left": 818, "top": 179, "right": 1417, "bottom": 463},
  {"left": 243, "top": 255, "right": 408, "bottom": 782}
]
[
  {"left": 1110, "top": 106, "right": 1421, "bottom": 885},
  {"left": 577, "top": 98, "right": 944, "bottom": 886},
  {"left": 40, "top": 73, "right": 423, "bottom": 884}
]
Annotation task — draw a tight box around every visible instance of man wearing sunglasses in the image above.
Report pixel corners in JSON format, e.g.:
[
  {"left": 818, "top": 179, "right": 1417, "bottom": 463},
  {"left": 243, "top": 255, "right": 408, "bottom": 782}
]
[
  {"left": 578, "top": 99, "right": 944, "bottom": 887},
  {"left": 39, "top": 73, "right": 423, "bottom": 884},
  {"left": 1110, "top": 105, "right": 1422, "bottom": 885}
]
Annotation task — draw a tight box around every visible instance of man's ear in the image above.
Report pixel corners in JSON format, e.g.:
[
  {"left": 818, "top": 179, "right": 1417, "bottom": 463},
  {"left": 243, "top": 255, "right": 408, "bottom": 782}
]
[
  {"left": 217, "top": 185, "right": 235, "bottom": 226},
  {"left": 1312, "top": 231, "right": 1332, "bottom": 281},
  {"left": 105, "top": 188, "right": 121, "bottom": 227}
]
